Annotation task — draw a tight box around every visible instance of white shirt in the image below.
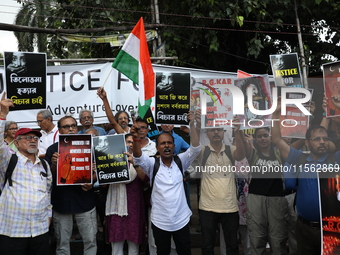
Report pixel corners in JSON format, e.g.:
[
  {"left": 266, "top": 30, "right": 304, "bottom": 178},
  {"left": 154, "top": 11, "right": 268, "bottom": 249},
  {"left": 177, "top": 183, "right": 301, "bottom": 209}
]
[
  {"left": 39, "top": 125, "right": 59, "bottom": 156},
  {"left": 141, "top": 137, "right": 157, "bottom": 156},
  {"left": 134, "top": 145, "right": 201, "bottom": 231}
]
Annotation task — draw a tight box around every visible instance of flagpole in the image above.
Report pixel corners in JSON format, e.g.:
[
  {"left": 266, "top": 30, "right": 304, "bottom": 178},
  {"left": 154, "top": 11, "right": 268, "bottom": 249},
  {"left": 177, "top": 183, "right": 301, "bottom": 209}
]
[
  {"left": 101, "top": 68, "right": 113, "bottom": 89},
  {"left": 97, "top": 68, "right": 113, "bottom": 98}
]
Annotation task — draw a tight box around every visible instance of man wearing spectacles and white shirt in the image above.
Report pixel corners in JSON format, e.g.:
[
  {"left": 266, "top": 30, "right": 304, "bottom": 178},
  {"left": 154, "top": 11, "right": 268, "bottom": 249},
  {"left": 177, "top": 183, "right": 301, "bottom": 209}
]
[
  {"left": 45, "top": 115, "right": 97, "bottom": 255},
  {"left": 0, "top": 93, "right": 53, "bottom": 255},
  {"left": 36, "top": 109, "right": 59, "bottom": 159}
]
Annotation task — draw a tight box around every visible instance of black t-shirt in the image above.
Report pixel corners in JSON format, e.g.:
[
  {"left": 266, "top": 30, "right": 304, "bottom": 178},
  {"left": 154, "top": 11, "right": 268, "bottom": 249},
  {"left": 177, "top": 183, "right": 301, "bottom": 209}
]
[
  {"left": 248, "top": 148, "right": 285, "bottom": 196},
  {"left": 45, "top": 142, "right": 96, "bottom": 214}
]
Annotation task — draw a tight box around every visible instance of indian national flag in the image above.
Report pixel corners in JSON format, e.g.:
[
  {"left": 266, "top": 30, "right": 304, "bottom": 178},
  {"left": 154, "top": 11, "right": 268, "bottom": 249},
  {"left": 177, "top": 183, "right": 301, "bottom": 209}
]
[{"left": 112, "top": 17, "right": 155, "bottom": 119}]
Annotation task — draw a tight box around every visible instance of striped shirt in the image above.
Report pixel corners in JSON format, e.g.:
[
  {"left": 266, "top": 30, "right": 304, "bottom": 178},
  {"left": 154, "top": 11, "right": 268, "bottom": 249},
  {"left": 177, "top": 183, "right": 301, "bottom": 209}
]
[{"left": 0, "top": 120, "right": 52, "bottom": 237}]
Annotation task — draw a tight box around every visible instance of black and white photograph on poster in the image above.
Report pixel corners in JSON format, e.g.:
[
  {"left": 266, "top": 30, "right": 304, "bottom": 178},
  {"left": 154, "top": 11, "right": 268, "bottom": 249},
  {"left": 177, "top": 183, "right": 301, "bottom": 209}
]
[
  {"left": 270, "top": 53, "right": 303, "bottom": 88},
  {"left": 234, "top": 75, "right": 272, "bottom": 129},
  {"left": 4, "top": 51, "right": 46, "bottom": 111},
  {"left": 155, "top": 72, "right": 190, "bottom": 125},
  {"left": 93, "top": 134, "right": 130, "bottom": 184}
]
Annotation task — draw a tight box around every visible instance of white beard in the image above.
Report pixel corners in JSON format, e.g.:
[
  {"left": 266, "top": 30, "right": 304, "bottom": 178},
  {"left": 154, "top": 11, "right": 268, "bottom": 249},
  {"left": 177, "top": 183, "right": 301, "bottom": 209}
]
[{"left": 27, "top": 148, "right": 37, "bottom": 154}]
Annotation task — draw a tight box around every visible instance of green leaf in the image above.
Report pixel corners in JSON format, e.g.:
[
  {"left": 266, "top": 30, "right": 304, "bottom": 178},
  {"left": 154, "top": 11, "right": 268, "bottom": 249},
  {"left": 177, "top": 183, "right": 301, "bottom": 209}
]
[{"left": 236, "top": 16, "right": 244, "bottom": 26}]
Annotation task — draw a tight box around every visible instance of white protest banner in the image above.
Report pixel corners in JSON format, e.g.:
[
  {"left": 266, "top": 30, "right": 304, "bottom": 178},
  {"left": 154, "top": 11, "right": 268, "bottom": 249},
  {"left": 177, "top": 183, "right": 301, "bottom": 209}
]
[{"left": 0, "top": 62, "right": 238, "bottom": 128}]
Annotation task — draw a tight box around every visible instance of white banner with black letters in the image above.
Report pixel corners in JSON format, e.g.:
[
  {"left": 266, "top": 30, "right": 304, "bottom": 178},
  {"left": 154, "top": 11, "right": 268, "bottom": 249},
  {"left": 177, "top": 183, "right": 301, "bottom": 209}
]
[{"left": 0, "top": 62, "right": 238, "bottom": 129}]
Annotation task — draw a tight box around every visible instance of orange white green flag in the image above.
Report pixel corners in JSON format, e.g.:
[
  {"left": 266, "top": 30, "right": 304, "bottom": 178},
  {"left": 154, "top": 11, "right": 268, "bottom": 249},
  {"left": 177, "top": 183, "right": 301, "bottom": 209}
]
[{"left": 112, "top": 17, "right": 155, "bottom": 119}]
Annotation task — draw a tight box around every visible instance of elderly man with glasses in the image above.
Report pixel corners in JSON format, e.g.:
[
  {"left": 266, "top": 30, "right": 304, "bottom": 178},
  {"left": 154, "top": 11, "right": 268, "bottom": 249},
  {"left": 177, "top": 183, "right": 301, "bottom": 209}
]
[
  {"left": 78, "top": 109, "right": 106, "bottom": 136},
  {"left": 36, "top": 109, "right": 59, "bottom": 159},
  {"left": 0, "top": 93, "right": 53, "bottom": 255}
]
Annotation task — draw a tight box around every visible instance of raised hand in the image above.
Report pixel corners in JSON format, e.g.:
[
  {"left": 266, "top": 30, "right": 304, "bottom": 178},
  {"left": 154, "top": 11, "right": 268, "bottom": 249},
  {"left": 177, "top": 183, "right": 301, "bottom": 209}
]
[
  {"left": 232, "top": 116, "right": 241, "bottom": 132},
  {"left": 0, "top": 92, "right": 14, "bottom": 118},
  {"left": 130, "top": 117, "right": 140, "bottom": 139},
  {"left": 97, "top": 87, "right": 107, "bottom": 100},
  {"left": 322, "top": 96, "right": 328, "bottom": 114}
]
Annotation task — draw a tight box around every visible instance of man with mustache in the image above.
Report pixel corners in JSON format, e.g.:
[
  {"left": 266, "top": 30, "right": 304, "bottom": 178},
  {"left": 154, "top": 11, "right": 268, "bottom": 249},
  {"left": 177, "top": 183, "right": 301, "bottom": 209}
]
[
  {"left": 45, "top": 116, "right": 97, "bottom": 255},
  {"left": 106, "top": 111, "right": 131, "bottom": 135},
  {"left": 131, "top": 112, "right": 200, "bottom": 255},
  {"left": 78, "top": 109, "right": 106, "bottom": 136},
  {"left": 0, "top": 92, "right": 52, "bottom": 255},
  {"left": 160, "top": 124, "right": 189, "bottom": 155},
  {"left": 115, "top": 111, "right": 131, "bottom": 133},
  {"left": 133, "top": 117, "right": 157, "bottom": 156},
  {"left": 272, "top": 105, "right": 340, "bottom": 255},
  {"left": 198, "top": 118, "right": 245, "bottom": 255}
]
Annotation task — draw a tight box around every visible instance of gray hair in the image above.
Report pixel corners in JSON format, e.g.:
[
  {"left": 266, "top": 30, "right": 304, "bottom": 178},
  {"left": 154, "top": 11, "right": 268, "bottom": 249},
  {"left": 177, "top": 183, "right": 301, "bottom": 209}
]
[
  {"left": 79, "top": 109, "right": 94, "bottom": 119},
  {"left": 38, "top": 109, "right": 53, "bottom": 121},
  {"left": 5, "top": 121, "right": 17, "bottom": 132},
  {"left": 84, "top": 128, "right": 100, "bottom": 136}
]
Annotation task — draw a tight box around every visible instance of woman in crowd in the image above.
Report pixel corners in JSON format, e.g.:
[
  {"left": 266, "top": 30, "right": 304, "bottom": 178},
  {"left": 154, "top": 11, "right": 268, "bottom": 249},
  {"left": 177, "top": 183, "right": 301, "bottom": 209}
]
[
  {"left": 4, "top": 120, "right": 18, "bottom": 152},
  {"left": 105, "top": 133, "right": 148, "bottom": 255}
]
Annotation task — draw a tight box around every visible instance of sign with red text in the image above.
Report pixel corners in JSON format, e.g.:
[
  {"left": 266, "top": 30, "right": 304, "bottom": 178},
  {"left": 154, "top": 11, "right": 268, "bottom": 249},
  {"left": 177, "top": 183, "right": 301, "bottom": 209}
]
[
  {"left": 279, "top": 106, "right": 309, "bottom": 138},
  {"left": 323, "top": 61, "right": 340, "bottom": 117},
  {"left": 319, "top": 174, "right": 340, "bottom": 254},
  {"left": 57, "top": 134, "right": 92, "bottom": 185},
  {"left": 190, "top": 77, "right": 234, "bottom": 129}
]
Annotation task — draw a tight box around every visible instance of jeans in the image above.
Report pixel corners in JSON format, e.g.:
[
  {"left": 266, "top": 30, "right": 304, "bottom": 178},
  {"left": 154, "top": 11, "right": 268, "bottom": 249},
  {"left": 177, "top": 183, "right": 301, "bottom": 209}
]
[
  {"left": 53, "top": 207, "right": 97, "bottom": 255},
  {"left": 200, "top": 209, "right": 239, "bottom": 255}
]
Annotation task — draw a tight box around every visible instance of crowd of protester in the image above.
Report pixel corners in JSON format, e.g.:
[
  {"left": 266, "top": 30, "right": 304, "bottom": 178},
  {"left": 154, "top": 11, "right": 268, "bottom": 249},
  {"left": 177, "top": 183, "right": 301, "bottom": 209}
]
[{"left": 0, "top": 86, "right": 337, "bottom": 255}]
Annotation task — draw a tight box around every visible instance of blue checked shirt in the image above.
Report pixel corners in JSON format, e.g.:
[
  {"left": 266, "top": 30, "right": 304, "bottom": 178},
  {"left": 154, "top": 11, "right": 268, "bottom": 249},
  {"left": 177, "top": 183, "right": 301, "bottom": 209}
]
[{"left": 0, "top": 120, "right": 52, "bottom": 237}]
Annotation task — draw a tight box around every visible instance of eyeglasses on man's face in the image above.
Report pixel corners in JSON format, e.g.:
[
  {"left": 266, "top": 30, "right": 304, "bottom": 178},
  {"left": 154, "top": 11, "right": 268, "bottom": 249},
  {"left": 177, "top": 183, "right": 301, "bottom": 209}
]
[
  {"left": 118, "top": 117, "right": 128, "bottom": 121},
  {"left": 18, "top": 135, "right": 40, "bottom": 142},
  {"left": 8, "top": 127, "right": 18, "bottom": 131},
  {"left": 60, "top": 124, "right": 77, "bottom": 130},
  {"left": 81, "top": 116, "right": 93, "bottom": 120},
  {"left": 37, "top": 119, "right": 45, "bottom": 124}
]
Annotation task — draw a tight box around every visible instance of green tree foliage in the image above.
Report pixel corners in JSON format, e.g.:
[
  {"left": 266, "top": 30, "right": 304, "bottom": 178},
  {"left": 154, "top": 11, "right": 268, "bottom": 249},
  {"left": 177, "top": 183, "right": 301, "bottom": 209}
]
[
  {"left": 45, "top": 0, "right": 152, "bottom": 59},
  {"left": 15, "top": 0, "right": 50, "bottom": 52},
  {"left": 13, "top": 0, "right": 340, "bottom": 74},
  {"left": 157, "top": 0, "right": 340, "bottom": 74}
]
